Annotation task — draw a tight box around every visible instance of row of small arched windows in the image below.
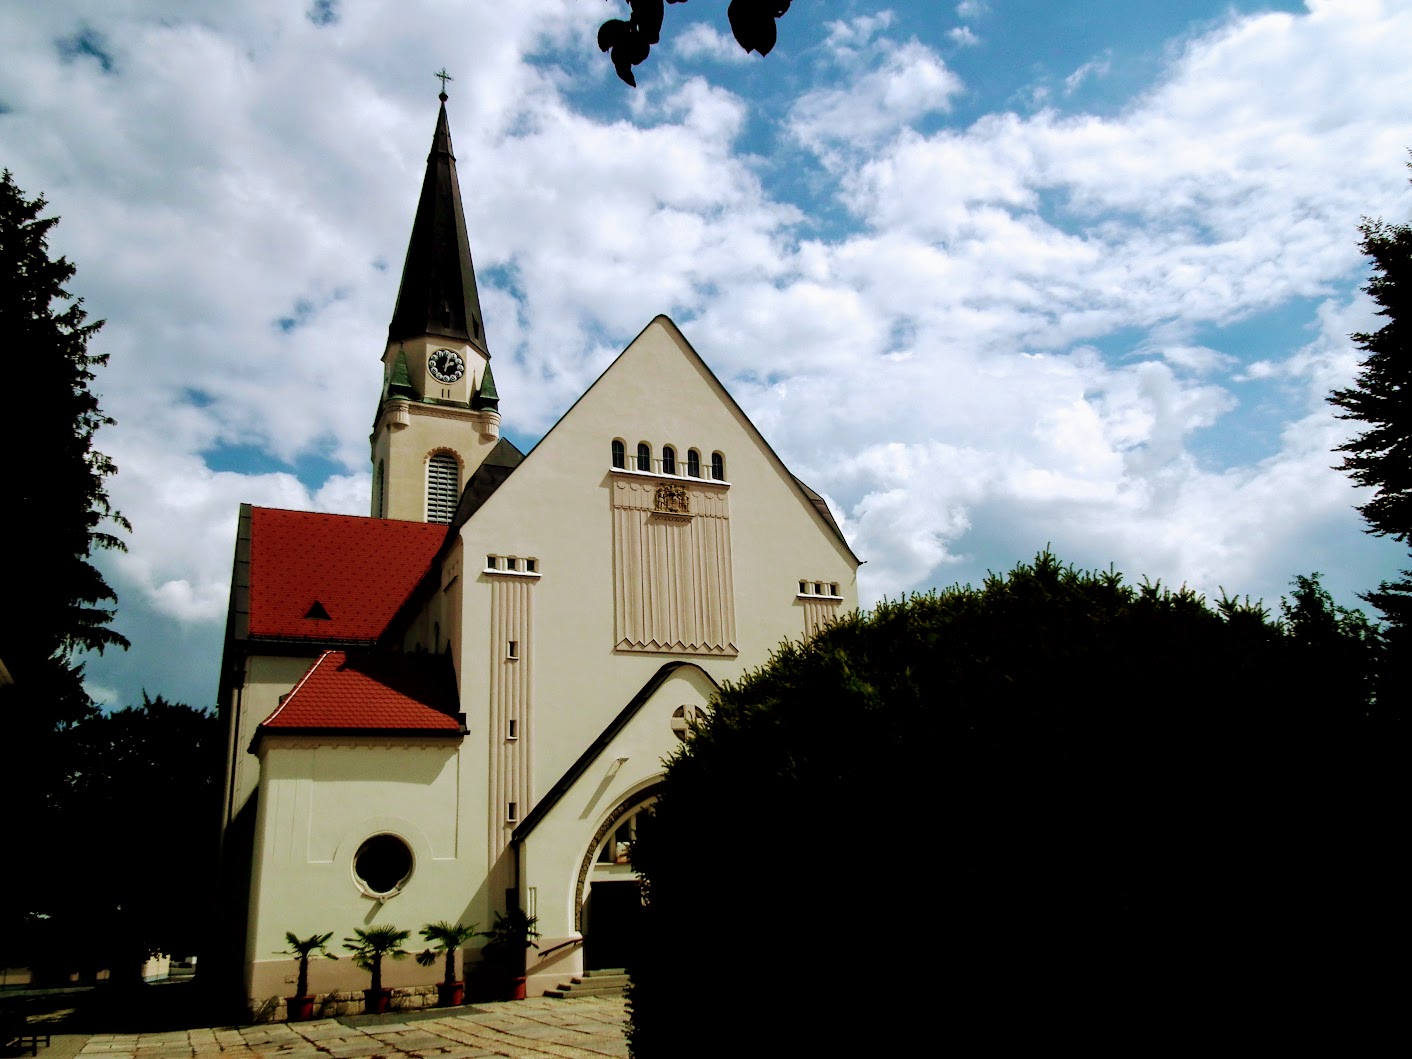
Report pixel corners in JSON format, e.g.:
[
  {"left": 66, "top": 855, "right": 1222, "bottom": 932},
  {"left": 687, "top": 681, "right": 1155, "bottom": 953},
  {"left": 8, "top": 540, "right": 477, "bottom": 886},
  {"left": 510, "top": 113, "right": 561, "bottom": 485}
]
[{"left": 611, "top": 440, "right": 725, "bottom": 480}]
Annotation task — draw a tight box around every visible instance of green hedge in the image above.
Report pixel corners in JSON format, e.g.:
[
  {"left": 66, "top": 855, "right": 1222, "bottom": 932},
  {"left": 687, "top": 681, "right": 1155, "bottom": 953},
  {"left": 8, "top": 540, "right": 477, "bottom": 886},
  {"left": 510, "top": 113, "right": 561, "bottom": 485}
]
[{"left": 626, "top": 554, "right": 1397, "bottom": 1053}]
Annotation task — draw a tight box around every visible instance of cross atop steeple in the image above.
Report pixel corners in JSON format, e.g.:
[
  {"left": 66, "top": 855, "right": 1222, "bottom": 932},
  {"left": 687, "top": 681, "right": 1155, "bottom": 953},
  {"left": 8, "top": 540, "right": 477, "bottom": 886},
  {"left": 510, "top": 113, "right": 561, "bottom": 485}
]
[{"left": 434, "top": 67, "right": 453, "bottom": 101}]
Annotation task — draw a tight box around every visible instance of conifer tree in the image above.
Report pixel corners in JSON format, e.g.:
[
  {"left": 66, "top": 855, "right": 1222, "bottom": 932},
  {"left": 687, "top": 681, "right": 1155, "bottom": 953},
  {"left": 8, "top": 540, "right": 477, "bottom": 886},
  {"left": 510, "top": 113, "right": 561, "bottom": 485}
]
[
  {"left": 0, "top": 171, "right": 129, "bottom": 969},
  {"left": 1330, "top": 203, "right": 1412, "bottom": 628},
  {"left": 0, "top": 170, "right": 128, "bottom": 724}
]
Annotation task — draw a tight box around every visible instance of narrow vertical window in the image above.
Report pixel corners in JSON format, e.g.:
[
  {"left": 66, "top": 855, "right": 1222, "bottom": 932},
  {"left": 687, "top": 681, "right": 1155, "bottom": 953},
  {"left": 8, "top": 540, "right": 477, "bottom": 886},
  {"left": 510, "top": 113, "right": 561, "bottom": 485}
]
[
  {"left": 799, "top": 580, "right": 808, "bottom": 595},
  {"left": 507, "top": 802, "right": 518, "bottom": 822},
  {"left": 525, "top": 558, "right": 537, "bottom": 573},
  {"left": 611, "top": 439, "right": 625, "bottom": 468},
  {"left": 711, "top": 452, "right": 725, "bottom": 481},
  {"left": 486, "top": 555, "right": 498, "bottom": 570},
  {"left": 376, "top": 459, "right": 386, "bottom": 518},
  {"left": 507, "top": 719, "right": 518, "bottom": 740},
  {"left": 427, "top": 453, "right": 459, "bottom": 524},
  {"left": 687, "top": 449, "right": 701, "bottom": 478},
  {"left": 637, "top": 442, "right": 651, "bottom": 471},
  {"left": 662, "top": 445, "right": 677, "bottom": 475},
  {"left": 507, "top": 640, "right": 519, "bottom": 659}
]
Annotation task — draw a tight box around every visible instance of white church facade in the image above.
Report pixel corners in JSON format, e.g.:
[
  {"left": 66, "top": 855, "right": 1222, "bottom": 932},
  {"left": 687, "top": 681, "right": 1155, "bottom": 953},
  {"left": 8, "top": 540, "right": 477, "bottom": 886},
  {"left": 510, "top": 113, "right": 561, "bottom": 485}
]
[{"left": 215, "top": 93, "right": 859, "bottom": 1018}]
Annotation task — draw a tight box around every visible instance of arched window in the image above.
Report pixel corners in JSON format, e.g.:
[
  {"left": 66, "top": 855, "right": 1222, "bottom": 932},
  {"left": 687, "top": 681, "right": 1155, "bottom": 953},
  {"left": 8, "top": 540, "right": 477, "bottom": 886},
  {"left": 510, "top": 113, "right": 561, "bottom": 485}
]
[
  {"left": 427, "top": 452, "right": 459, "bottom": 524},
  {"left": 636, "top": 442, "right": 651, "bottom": 472},
  {"left": 611, "top": 439, "right": 625, "bottom": 469},
  {"left": 595, "top": 806, "right": 651, "bottom": 865},
  {"left": 662, "top": 445, "right": 676, "bottom": 475},
  {"left": 687, "top": 449, "right": 701, "bottom": 478},
  {"left": 711, "top": 452, "right": 725, "bottom": 481}
]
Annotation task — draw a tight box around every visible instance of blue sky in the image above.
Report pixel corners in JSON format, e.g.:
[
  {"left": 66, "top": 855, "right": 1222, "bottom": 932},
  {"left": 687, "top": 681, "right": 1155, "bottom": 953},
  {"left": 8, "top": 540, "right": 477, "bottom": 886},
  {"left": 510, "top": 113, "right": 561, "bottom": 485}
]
[{"left": 1, "top": 1, "right": 1408, "bottom": 710}]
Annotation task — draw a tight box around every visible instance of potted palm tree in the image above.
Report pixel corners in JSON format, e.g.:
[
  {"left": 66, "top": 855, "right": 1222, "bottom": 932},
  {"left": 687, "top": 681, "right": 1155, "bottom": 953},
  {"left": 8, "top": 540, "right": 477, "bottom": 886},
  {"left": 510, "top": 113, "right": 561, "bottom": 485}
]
[
  {"left": 280, "top": 931, "right": 337, "bottom": 1021},
  {"left": 478, "top": 909, "right": 540, "bottom": 1001},
  {"left": 416, "top": 920, "right": 478, "bottom": 1007},
  {"left": 343, "top": 925, "right": 411, "bottom": 1014}
]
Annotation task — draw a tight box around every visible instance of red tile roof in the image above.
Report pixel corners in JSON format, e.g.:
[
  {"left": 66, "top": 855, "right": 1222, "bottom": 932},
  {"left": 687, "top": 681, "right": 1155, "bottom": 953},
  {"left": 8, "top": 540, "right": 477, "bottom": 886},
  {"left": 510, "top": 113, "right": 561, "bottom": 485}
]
[
  {"left": 258, "top": 650, "right": 462, "bottom": 736},
  {"left": 247, "top": 508, "right": 447, "bottom": 642}
]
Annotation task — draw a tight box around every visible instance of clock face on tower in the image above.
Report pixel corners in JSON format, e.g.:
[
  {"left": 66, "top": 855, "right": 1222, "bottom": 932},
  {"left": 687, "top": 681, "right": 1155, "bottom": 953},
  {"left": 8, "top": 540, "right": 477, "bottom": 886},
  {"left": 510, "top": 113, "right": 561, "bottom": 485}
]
[{"left": 428, "top": 348, "right": 466, "bottom": 383}]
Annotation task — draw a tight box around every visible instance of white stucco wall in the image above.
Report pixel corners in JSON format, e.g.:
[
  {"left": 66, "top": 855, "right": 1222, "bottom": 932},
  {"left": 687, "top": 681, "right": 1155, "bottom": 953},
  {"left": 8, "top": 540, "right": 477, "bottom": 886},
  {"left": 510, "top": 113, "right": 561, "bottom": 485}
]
[
  {"left": 223, "top": 653, "right": 319, "bottom": 829},
  {"left": 244, "top": 735, "right": 474, "bottom": 1001}
]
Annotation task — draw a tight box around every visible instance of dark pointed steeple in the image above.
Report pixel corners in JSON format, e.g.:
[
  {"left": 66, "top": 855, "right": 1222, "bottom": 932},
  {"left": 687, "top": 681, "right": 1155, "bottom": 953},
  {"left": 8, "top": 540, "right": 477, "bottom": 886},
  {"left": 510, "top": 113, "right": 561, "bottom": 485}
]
[{"left": 387, "top": 93, "right": 489, "bottom": 355}]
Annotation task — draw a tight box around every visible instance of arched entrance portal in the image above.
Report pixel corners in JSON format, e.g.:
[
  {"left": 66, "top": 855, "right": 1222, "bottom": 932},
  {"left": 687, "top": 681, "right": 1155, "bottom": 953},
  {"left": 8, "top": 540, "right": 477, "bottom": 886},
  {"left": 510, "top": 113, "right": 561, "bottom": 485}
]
[{"left": 576, "top": 787, "right": 657, "bottom": 971}]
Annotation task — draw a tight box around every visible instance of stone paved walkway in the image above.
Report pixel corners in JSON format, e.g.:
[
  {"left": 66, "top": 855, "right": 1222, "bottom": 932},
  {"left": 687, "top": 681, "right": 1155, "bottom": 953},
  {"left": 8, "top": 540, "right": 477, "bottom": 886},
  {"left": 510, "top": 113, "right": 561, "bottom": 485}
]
[{"left": 74, "top": 997, "right": 628, "bottom": 1059}]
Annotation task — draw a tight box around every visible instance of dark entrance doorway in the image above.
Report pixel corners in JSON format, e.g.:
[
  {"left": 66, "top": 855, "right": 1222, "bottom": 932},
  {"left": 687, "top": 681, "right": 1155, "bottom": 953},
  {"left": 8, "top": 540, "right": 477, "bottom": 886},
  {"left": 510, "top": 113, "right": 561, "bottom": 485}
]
[{"left": 584, "top": 879, "right": 644, "bottom": 970}]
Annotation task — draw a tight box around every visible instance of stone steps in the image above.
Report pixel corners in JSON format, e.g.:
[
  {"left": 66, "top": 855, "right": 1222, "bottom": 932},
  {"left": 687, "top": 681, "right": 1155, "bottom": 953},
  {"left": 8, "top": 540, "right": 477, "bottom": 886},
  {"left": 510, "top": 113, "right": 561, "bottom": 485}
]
[{"left": 543, "top": 969, "right": 629, "bottom": 999}]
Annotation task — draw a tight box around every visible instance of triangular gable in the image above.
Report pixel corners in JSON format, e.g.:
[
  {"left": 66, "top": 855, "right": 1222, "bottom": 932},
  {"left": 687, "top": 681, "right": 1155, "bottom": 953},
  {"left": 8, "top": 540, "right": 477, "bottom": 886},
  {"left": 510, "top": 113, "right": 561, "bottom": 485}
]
[
  {"left": 245, "top": 507, "right": 448, "bottom": 642},
  {"left": 488, "top": 315, "right": 859, "bottom": 564},
  {"left": 254, "top": 649, "right": 462, "bottom": 747}
]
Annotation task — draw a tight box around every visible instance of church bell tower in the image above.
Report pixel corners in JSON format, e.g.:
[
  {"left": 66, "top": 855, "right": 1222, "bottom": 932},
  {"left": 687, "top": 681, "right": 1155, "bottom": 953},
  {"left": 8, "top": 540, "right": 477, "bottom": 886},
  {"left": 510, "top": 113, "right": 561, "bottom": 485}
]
[{"left": 371, "top": 89, "right": 501, "bottom": 523}]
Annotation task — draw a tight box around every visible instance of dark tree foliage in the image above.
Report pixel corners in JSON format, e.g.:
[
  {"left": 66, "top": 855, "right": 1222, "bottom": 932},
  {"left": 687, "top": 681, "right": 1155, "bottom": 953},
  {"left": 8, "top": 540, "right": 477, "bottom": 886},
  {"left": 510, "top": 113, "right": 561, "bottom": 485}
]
[
  {"left": 627, "top": 556, "right": 1396, "bottom": 1054},
  {"left": 598, "top": 0, "right": 791, "bottom": 86},
  {"left": 1330, "top": 200, "right": 1412, "bottom": 630},
  {"left": 0, "top": 170, "right": 128, "bottom": 720},
  {"left": 25, "top": 696, "right": 222, "bottom": 985},
  {"left": 0, "top": 171, "right": 132, "bottom": 974}
]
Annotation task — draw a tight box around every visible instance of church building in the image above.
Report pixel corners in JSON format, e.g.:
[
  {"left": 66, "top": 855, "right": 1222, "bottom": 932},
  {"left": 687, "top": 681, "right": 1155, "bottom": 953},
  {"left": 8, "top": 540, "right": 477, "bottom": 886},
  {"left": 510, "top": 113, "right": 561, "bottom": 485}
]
[{"left": 215, "top": 92, "right": 859, "bottom": 1018}]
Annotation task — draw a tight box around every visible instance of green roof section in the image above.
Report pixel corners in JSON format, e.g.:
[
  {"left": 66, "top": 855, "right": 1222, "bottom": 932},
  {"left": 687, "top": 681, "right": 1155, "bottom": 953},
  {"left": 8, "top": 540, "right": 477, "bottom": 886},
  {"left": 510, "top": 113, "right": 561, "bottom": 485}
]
[
  {"left": 472, "top": 361, "right": 499, "bottom": 411},
  {"left": 387, "top": 348, "right": 414, "bottom": 399}
]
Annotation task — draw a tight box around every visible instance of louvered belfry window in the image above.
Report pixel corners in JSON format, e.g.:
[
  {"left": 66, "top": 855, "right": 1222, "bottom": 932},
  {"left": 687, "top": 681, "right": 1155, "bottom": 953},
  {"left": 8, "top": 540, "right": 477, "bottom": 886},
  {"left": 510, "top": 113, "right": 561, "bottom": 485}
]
[{"left": 427, "top": 453, "right": 459, "bottom": 524}]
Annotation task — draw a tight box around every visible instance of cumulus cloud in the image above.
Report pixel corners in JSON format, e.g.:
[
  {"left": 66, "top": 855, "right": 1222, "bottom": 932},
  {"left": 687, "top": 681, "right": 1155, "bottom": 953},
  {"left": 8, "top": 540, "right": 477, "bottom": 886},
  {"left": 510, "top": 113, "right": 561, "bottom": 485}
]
[
  {"left": 672, "top": 22, "right": 752, "bottom": 63},
  {"left": 790, "top": 27, "right": 964, "bottom": 153},
  {"left": 756, "top": 2, "right": 1411, "bottom": 606}
]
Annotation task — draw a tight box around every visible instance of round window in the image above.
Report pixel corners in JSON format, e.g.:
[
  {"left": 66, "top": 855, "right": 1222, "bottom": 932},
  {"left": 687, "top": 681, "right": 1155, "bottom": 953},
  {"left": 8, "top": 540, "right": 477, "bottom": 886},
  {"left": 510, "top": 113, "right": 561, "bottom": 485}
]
[
  {"left": 353, "top": 834, "right": 413, "bottom": 897},
  {"left": 671, "top": 704, "right": 702, "bottom": 742}
]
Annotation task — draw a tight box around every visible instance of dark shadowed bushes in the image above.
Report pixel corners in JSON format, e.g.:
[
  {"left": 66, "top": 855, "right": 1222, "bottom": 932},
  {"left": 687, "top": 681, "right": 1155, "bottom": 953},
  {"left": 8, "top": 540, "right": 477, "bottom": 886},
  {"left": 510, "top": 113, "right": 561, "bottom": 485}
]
[{"left": 627, "top": 554, "right": 1398, "bottom": 1054}]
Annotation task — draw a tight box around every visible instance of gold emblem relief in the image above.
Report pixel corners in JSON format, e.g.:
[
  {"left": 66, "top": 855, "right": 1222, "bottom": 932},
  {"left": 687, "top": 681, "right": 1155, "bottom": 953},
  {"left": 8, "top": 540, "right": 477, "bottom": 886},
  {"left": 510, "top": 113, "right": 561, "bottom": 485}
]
[{"left": 653, "top": 483, "right": 690, "bottom": 515}]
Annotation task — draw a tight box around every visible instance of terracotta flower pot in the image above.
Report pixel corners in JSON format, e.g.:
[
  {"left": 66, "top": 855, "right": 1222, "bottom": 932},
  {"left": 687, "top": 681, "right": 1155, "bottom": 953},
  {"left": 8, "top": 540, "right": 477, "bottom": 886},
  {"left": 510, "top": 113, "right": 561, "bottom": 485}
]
[
  {"left": 508, "top": 976, "right": 527, "bottom": 1001},
  {"left": 288, "top": 995, "right": 317, "bottom": 1021},
  {"left": 363, "top": 987, "right": 393, "bottom": 1014},
  {"left": 436, "top": 981, "right": 465, "bottom": 1007}
]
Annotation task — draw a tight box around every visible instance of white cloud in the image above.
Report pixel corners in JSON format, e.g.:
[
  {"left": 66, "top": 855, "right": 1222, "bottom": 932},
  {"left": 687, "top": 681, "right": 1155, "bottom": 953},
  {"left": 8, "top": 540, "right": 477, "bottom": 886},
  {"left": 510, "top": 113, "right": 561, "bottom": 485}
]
[
  {"left": 672, "top": 22, "right": 751, "bottom": 63},
  {"left": 821, "top": 12, "right": 897, "bottom": 56},
  {"left": 948, "top": 26, "right": 980, "bottom": 47},
  {"left": 790, "top": 38, "right": 964, "bottom": 153},
  {"left": 1063, "top": 52, "right": 1111, "bottom": 94}
]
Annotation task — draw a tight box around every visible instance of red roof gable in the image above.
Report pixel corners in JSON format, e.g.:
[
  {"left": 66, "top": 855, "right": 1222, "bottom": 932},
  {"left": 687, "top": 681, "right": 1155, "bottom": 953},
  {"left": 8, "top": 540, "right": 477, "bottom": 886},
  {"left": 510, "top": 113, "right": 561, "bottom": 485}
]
[
  {"left": 258, "top": 650, "right": 462, "bottom": 736},
  {"left": 247, "top": 508, "right": 447, "bottom": 642}
]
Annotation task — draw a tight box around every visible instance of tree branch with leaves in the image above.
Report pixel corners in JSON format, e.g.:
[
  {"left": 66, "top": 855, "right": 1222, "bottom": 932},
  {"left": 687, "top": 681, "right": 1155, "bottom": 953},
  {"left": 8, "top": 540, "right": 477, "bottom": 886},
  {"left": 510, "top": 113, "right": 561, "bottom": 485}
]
[{"left": 598, "top": 0, "right": 792, "bottom": 86}]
